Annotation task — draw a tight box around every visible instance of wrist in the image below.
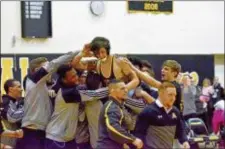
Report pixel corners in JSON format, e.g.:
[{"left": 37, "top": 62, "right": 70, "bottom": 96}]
[
  {"left": 141, "top": 91, "right": 148, "bottom": 97},
  {"left": 14, "top": 130, "right": 17, "bottom": 137},
  {"left": 132, "top": 137, "right": 137, "bottom": 144},
  {"left": 78, "top": 51, "right": 85, "bottom": 57}
]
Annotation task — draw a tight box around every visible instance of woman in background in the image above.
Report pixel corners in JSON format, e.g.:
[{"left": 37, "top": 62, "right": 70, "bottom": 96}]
[
  {"left": 182, "top": 74, "right": 197, "bottom": 121},
  {"left": 200, "top": 78, "right": 214, "bottom": 132}
]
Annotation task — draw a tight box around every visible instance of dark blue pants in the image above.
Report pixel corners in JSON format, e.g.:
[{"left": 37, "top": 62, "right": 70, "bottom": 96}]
[
  {"left": 77, "top": 142, "right": 92, "bottom": 149},
  {"left": 97, "top": 141, "right": 123, "bottom": 149},
  {"left": 45, "top": 138, "right": 77, "bottom": 149},
  {"left": 15, "top": 127, "right": 45, "bottom": 149}
]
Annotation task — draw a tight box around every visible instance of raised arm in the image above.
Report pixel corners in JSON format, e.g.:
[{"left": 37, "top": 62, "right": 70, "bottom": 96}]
[
  {"left": 123, "top": 58, "right": 161, "bottom": 89},
  {"left": 71, "top": 43, "right": 94, "bottom": 70},
  {"left": 30, "top": 51, "right": 79, "bottom": 84},
  {"left": 119, "top": 59, "right": 140, "bottom": 91}
]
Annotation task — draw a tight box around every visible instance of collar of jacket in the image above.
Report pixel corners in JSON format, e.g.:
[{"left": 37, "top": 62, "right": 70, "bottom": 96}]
[
  {"left": 2, "top": 94, "right": 17, "bottom": 103},
  {"left": 109, "top": 96, "right": 124, "bottom": 108}
]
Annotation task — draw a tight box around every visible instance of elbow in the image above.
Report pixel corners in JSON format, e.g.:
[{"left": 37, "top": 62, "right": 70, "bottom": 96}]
[
  {"left": 8, "top": 118, "right": 19, "bottom": 123},
  {"left": 7, "top": 114, "right": 23, "bottom": 123},
  {"left": 134, "top": 78, "right": 140, "bottom": 87},
  {"left": 130, "top": 77, "right": 140, "bottom": 90},
  {"left": 107, "top": 129, "right": 133, "bottom": 144},
  {"left": 107, "top": 128, "right": 122, "bottom": 143},
  {"left": 71, "top": 58, "right": 77, "bottom": 68}
]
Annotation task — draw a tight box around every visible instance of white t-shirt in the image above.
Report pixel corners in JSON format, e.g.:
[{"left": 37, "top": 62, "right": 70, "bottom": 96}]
[{"left": 214, "top": 100, "right": 224, "bottom": 110}]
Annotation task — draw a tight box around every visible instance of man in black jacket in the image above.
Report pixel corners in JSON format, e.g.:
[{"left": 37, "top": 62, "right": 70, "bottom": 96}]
[{"left": 1, "top": 79, "right": 24, "bottom": 148}]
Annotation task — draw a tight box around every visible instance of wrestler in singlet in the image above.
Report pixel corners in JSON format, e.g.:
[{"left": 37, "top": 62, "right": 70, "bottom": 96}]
[
  {"left": 77, "top": 36, "right": 139, "bottom": 91},
  {"left": 98, "top": 55, "right": 115, "bottom": 87}
]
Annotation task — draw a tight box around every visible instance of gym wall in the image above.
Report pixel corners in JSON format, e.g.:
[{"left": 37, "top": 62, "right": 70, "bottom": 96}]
[
  {"left": 1, "top": 1, "right": 224, "bottom": 54},
  {"left": 1, "top": 1, "right": 224, "bottom": 93}
]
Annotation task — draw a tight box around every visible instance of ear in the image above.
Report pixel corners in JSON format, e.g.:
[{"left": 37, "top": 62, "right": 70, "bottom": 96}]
[
  {"left": 34, "top": 67, "right": 39, "bottom": 72},
  {"left": 173, "top": 71, "right": 178, "bottom": 78},
  {"left": 8, "top": 86, "right": 13, "bottom": 93}
]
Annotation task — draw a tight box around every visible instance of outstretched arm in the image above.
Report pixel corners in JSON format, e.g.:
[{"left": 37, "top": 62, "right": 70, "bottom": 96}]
[{"left": 123, "top": 58, "right": 161, "bottom": 89}]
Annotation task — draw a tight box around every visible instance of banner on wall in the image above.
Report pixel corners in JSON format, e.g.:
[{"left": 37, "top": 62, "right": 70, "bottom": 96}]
[
  {"left": 127, "top": 0, "right": 173, "bottom": 14},
  {"left": 0, "top": 54, "right": 214, "bottom": 94}
]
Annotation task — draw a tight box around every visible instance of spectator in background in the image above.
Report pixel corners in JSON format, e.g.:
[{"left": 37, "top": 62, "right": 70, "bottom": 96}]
[
  {"left": 212, "top": 99, "right": 224, "bottom": 135},
  {"left": 200, "top": 78, "right": 214, "bottom": 132},
  {"left": 212, "top": 76, "right": 224, "bottom": 105},
  {"left": 212, "top": 89, "right": 225, "bottom": 148},
  {"left": 181, "top": 75, "right": 197, "bottom": 121},
  {"left": 200, "top": 78, "right": 214, "bottom": 107},
  {"left": 195, "top": 86, "right": 209, "bottom": 131},
  {"left": 1, "top": 79, "right": 24, "bottom": 148},
  {"left": 141, "top": 60, "right": 155, "bottom": 78}
]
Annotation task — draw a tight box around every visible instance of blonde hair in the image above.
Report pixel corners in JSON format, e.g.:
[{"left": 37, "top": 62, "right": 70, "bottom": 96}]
[
  {"left": 202, "top": 78, "right": 211, "bottom": 87},
  {"left": 162, "top": 60, "right": 181, "bottom": 77},
  {"left": 29, "top": 57, "right": 48, "bottom": 73},
  {"left": 158, "top": 81, "right": 176, "bottom": 92}
]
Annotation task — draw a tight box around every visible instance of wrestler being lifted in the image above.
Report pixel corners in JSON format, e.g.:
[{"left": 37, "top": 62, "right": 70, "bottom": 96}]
[{"left": 72, "top": 37, "right": 139, "bottom": 91}]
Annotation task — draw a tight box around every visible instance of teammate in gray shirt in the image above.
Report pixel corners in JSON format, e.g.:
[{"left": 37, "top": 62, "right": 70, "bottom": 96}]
[
  {"left": 45, "top": 64, "right": 108, "bottom": 149},
  {"left": 16, "top": 51, "right": 78, "bottom": 149}
]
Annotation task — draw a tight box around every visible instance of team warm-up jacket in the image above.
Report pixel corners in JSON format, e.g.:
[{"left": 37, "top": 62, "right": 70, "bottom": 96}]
[
  {"left": 97, "top": 97, "right": 136, "bottom": 149},
  {"left": 1, "top": 95, "right": 24, "bottom": 125},
  {"left": 0, "top": 120, "right": 5, "bottom": 134}
]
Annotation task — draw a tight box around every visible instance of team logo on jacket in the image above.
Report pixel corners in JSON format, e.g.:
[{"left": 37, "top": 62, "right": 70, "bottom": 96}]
[{"left": 172, "top": 113, "right": 177, "bottom": 119}]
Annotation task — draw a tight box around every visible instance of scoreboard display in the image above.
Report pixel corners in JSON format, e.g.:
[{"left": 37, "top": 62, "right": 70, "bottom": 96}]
[{"left": 21, "top": 1, "right": 52, "bottom": 38}]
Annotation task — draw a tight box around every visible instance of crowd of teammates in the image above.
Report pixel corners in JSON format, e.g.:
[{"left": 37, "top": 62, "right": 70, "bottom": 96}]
[{"left": 0, "top": 36, "right": 224, "bottom": 149}]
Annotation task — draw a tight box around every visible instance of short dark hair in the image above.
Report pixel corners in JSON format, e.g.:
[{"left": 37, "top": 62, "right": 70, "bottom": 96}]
[
  {"left": 141, "top": 60, "right": 155, "bottom": 77},
  {"left": 29, "top": 57, "right": 48, "bottom": 73},
  {"left": 90, "top": 37, "right": 111, "bottom": 55},
  {"left": 4, "top": 79, "right": 17, "bottom": 94},
  {"left": 86, "top": 71, "right": 102, "bottom": 90},
  {"left": 108, "top": 79, "right": 124, "bottom": 92},
  {"left": 141, "top": 60, "right": 152, "bottom": 69},
  {"left": 127, "top": 56, "right": 142, "bottom": 69},
  {"left": 57, "top": 64, "right": 73, "bottom": 79}
]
